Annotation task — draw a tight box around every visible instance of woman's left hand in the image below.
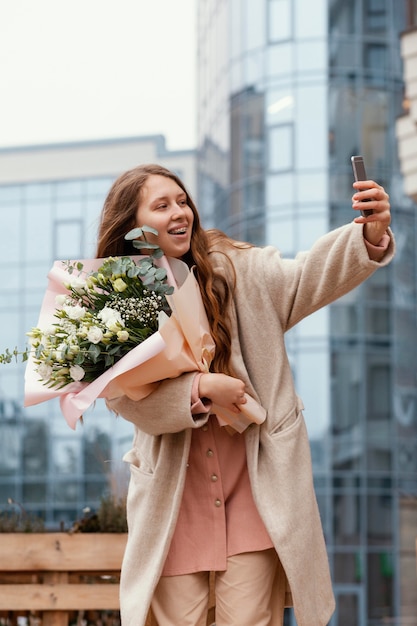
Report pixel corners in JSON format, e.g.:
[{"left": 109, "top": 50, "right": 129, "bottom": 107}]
[{"left": 352, "top": 180, "right": 391, "bottom": 246}]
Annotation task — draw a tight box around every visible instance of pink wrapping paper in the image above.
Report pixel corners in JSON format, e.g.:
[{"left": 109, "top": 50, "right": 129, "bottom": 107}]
[{"left": 24, "top": 255, "right": 266, "bottom": 432}]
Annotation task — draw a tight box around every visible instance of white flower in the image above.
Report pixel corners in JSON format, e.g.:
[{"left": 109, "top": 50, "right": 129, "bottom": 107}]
[
  {"left": 117, "top": 330, "right": 129, "bottom": 342},
  {"left": 113, "top": 278, "right": 128, "bottom": 292},
  {"left": 87, "top": 326, "right": 104, "bottom": 344},
  {"left": 69, "top": 364, "right": 85, "bottom": 381},
  {"left": 55, "top": 294, "right": 67, "bottom": 306},
  {"left": 66, "top": 276, "right": 87, "bottom": 294},
  {"left": 37, "top": 363, "right": 53, "bottom": 381},
  {"left": 64, "top": 305, "right": 86, "bottom": 321},
  {"left": 97, "top": 307, "right": 124, "bottom": 330},
  {"left": 43, "top": 325, "right": 57, "bottom": 336}
]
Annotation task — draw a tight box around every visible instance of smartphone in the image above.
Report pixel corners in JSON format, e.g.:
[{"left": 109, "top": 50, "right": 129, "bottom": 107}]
[{"left": 351, "top": 155, "right": 373, "bottom": 217}]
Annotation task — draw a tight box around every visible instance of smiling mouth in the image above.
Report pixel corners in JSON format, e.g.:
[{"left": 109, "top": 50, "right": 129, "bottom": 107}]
[{"left": 169, "top": 227, "right": 187, "bottom": 235}]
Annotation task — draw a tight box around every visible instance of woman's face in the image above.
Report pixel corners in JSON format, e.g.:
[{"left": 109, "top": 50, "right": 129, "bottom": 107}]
[{"left": 135, "top": 174, "right": 194, "bottom": 259}]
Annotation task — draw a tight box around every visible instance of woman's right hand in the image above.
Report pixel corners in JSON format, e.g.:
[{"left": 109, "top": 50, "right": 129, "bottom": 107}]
[{"left": 198, "top": 373, "right": 247, "bottom": 414}]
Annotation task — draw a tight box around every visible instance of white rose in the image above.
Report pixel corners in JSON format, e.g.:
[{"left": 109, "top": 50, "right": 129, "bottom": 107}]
[
  {"left": 69, "top": 364, "right": 85, "bottom": 381},
  {"left": 37, "top": 363, "right": 53, "bottom": 381},
  {"left": 117, "top": 330, "right": 129, "bottom": 342},
  {"left": 64, "top": 305, "right": 86, "bottom": 320},
  {"left": 97, "top": 307, "right": 124, "bottom": 329},
  {"left": 55, "top": 294, "right": 67, "bottom": 306},
  {"left": 87, "top": 326, "right": 104, "bottom": 344},
  {"left": 67, "top": 276, "right": 87, "bottom": 294}
]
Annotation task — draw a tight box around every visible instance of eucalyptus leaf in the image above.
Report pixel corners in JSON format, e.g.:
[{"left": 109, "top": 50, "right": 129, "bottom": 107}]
[
  {"left": 154, "top": 268, "right": 167, "bottom": 281},
  {"left": 141, "top": 225, "right": 159, "bottom": 236},
  {"left": 124, "top": 227, "right": 144, "bottom": 240},
  {"left": 88, "top": 344, "right": 101, "bottom": 364}
]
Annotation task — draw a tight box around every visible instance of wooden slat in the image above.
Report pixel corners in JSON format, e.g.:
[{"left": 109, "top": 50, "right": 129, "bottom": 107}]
[
  {"left": 0, "top": 583, "right": 120, "bottom": 610},
  {"left": 0, "top": 533, "right": 127, "bottom": 571}
]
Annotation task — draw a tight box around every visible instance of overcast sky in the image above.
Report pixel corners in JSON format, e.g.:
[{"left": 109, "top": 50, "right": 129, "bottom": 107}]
[{"left": 0, "top": 0, "right": 197, "bottom": 151}]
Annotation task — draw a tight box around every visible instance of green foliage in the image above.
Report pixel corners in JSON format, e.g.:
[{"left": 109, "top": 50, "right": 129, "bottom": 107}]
[{"left": 0, "top": 346, "right": 29, "bottom": 364}]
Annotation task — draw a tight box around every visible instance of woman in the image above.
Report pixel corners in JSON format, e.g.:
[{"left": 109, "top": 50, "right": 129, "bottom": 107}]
[{"left": 96, "top": 164, "right": 394, "bottom": 626}]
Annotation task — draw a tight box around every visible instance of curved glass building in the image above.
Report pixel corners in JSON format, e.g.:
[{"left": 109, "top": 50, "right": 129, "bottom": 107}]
[{"left": 197, "top": 1, "right": 417, "bottom": 624}]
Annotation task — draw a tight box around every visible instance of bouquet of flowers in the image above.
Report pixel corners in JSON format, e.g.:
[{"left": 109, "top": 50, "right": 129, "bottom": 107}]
[
  {"left": 27, "top": 254, "right": 173, "bottom": 389},
  {"left": 6, "top": 227, "right": 266, "bottom": 432}
]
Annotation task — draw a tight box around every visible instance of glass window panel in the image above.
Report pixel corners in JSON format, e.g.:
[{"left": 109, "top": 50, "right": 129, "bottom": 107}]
[
  {"left": 334, "top": 553, "right": 363, "bottom": 584},
  {"left": 330, "top": 304, "right": 359, "bottom": 335},
  {"left": 0, "top": 186, "right": 22, "bottom": 203},
  {"left": 53, "top": 439, "right": 80, "bottom": 475},
  {"left": 267, "top": 43, "right": 293, "bottom": 77},
  {"left": 231, "top": 0, "right": 243, "bottom": 58},
  {"left": 23, "top": 421, "right": 48, "bottom": 476},
  {"left": 267, "top": 216, "right": 295, "bottom": 251},
  {"left": 23, "top": 481, "right": 47, "bottom": 503},
  {"left": 85, "top": 480, "right": 108, "bottom": 502},
  {"left": 296, "top": 84, "right": 327, "bottom": 169},
  {"left": 329, "top": 0, "right": 355, "bottom": 35},
  {"left": 269, "top": 124, "right": 293, "bottom": 171},
  {"left": 331, "top": 351, "right": 362, "bottom": 432},
  {"left": 54, "top": 220, "right": 83, "bottom": 260},
  {"left": 245, "top": 0, "right": 265, "bottom": 49},
  {"left": 244, "top": 50, "right": 264, "bottom": 84},
  {"left": 24, "top": 202, "right": 53, "bottom": 261},
  {"left": 0, "top": 310, "right": 23, "bottom": 347},
  {"left": 364, "top": 44, "right": 388, "bottom": 79},
  {"left": 296, "top": 41, "right": 326, "bottom": 72},
  {"left": 298, "top": 214, "right": 328, "bottom": 251},
  {"left": 24, "top": 261, "right": 53, "bottom": 291},
  {"left": 24, "top": 182, "right": 53, "bottom": 203},
  {"left": 335, "top": 592, "right": 360, "bottom": 624},
  {"left": 55, "top": 180, "right": 84, "bottom": 199},
  {"left": 55, "top": 198, "right": 84, "bottom": 219},
  {"left": 364, "top": 0, "right": 387, "bottom": 32},
  {"left": 85, "top": 177, "right": 113, "bottom": 197},
  {"left": 266, "top": 173, "right": 294, "bottom": 208},
  {"left": 367, "top": 552, "right": 394, "bottom": 620},
  {"left": 367, "top": 493, "right": 393, "bottom": 544},
  {"left": 334, "top": 490, "right": 361, "bottom": 545},
  {"left": 0, "top": 423, "right": 22, "bottom": 475},
  {"left": 268, "top": 0, "right": 292, "bottom": 42},
  {"left": 296, "top": 172, "right": 327, "bottom": 204},
  {"left": 0, "top": 204, "right": 21, "bottom": 262},
  {"left": 367, "top": 363, "right": 390, "bottom": 420},
  {"left": 365, "top": 306, "right": 389, "bottom": 335},
  {"left": 295, "top": 0, "right": 327, "bottom": 38},
  {"left": 266, "top": 90, "right": 294, "bottom": 125}
]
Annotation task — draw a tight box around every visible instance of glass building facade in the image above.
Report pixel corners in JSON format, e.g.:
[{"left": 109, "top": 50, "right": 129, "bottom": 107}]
[
  {"left": 0, "top": 136, "right": 196, "bottom": 529},
  {"left": 197, "top": 1, "right": 417, "bottom": 624}
]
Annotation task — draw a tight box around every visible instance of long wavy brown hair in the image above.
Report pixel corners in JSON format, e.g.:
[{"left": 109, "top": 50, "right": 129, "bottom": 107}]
[{"left": 95, "top": 163, "right": 240, "bottom": 374}]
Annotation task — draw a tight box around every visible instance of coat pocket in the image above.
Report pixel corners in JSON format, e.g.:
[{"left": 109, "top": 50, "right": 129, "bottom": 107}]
[
  {"left": 268, "top": 397, "right": 304, "bottom": 438},
  {"left": 123, "top": 447, "right": 154, "bottom": 477}
]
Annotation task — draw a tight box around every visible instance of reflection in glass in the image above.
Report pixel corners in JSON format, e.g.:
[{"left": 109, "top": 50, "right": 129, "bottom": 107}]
[
  {"left": 268, "top": 0, "right": 292, "bottom": 42},
  {"left": 367, "top": 551, "right": 394, "bottom": 622},
  {"left": 333, "top": 489, "right": 361, "bottom": 546}
]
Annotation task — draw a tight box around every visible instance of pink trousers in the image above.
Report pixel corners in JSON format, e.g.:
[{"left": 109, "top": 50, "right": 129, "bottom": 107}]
[{"left": 151, "top": 548, "right": 285, "bottom": 626}]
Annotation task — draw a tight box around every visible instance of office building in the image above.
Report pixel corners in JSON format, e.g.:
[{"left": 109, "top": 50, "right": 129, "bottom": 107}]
[
  {"left": 0, "top": 135, "right": 196, "bottom": 528},
  {"left": 197, "top": 0, "right": 417, "bottom": 624}
]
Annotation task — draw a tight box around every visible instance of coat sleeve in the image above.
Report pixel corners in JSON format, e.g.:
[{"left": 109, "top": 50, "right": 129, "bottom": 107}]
[
  {"left": 232, "top": 222, "right": 395, "bottom": 333},
  {"left": 106, "top": 372, "right": 211, "bottom": 436}
]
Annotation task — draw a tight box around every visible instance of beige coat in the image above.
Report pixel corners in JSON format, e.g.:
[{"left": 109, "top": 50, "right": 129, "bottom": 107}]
[{"left": 110, "top": 222, "right": 395, "bottom": 626}]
